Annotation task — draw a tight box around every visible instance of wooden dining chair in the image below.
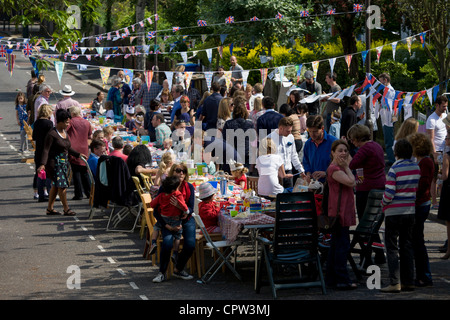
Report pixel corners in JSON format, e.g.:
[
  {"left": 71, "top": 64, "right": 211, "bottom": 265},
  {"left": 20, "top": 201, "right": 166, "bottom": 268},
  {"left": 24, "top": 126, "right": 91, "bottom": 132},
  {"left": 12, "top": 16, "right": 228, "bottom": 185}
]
[{"left": 247, "top": 176, "right": 258, "bottom": 193}]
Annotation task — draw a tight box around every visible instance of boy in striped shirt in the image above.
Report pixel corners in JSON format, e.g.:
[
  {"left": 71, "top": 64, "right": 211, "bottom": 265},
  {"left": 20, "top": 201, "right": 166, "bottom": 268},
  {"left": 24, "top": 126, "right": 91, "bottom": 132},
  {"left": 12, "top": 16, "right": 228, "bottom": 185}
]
[{"left": 381, "top": 139, "right": 420, "bottom": 293}]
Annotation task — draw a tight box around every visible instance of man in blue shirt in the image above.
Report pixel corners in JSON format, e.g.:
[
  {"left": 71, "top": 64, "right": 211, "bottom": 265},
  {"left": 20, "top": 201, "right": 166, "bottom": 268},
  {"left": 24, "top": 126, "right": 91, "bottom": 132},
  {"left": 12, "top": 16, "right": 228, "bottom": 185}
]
[
  {"left": 256, "top": 96, "right": 284, "bottom": 140},
  {"left": 87, "top": 139, "right": 107, "bottom": 177},
  {"left": 302, "top": 114, "right": 337, "bottom": 183}
]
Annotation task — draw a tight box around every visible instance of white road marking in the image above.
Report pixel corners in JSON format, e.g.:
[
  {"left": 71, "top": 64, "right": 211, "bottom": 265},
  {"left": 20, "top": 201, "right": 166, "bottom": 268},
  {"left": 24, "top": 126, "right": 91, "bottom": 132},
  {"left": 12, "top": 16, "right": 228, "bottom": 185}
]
[
  {"left": 89, "top": 235, "right": 96, "bottom": 241},
  {"left": 117, "top": 268, "right": 126, "bottom": 276},
  {"left": 139, "top": 295, "right": 149, "bottom": 300},
  {"left": 97, "top": 245, "right": 105, "bottom": 252},
  {"left": 107, "top": 257, "right": 116, "bottom": 264},
  {"left": 129, "top": 282, "right": 139, "bottom": 290}
]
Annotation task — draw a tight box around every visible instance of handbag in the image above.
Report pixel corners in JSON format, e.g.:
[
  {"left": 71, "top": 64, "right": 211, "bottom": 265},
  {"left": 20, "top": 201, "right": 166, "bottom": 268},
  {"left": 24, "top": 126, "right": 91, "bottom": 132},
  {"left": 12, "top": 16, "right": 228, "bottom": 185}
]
[{"left": 318, "top": 172, "right": 342, "bottom": 233}]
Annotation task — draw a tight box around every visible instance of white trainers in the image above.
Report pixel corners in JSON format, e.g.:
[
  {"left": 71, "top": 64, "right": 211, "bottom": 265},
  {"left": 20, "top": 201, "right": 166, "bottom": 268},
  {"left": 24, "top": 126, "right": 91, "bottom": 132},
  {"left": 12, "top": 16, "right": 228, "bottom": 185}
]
[{"left": 152, "top": 272, "right": 166, "bottom": 283}]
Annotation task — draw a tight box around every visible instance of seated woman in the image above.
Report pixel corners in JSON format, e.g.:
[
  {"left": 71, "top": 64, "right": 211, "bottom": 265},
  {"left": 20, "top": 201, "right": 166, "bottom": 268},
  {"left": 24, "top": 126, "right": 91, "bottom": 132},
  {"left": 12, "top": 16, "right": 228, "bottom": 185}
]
[
  {"left": 255, "top": 137, "right": 293, "bottom": 198},
  {"left": 172, "top": 95, "right": 195, "bottom": 130}
]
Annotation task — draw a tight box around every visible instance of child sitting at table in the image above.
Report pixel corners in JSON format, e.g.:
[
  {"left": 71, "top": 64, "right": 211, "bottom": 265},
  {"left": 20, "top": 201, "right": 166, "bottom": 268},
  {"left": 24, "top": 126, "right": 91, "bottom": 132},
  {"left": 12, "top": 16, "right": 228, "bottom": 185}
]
[
  {"left": 105, "top": 101, "right": 114, "bottom": 119},
  {"left": 149, "top": 175, "right": 188, "bottom": 263},
  {"left": 151, "top": 152, "right": 175, "bottom": 197},
  {"left": 102, "top": 126, "right": 115, "bottom": 154},
  {"left": 229, "top": 161, "right": 248, "bottom": 189},
  {"left": 162, "top": 138, "right": 175, "bottom": 155},
  {"left": 198, "top": 182, "right": 221, "bottom": 233}
]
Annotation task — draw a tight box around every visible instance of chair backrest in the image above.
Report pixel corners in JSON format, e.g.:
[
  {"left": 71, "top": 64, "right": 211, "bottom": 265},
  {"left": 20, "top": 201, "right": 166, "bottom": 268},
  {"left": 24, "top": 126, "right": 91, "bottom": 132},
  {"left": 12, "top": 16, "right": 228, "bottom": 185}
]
[
  {"left": 247, "top": 176, "right": 258, "bottom": 193},
  {"left": 132, "top": 176, "right": 156, "bottom": 227},
  {"left": 140, "top": 173, "right": 153, "bottom": 191},
  {"left": 80, "top": 156, "right": 95, "bottom": 207},
  {"left": 355, "top": 189, "right": 384, "bottom": 235},
  {"left": 274, "top": 192, "right": 318, "bottom": 257}
]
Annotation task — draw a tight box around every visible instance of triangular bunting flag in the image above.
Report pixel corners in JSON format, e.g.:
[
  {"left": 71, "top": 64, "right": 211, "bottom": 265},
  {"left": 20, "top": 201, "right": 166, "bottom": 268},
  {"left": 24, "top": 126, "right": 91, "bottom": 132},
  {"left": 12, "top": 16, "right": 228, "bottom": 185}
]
[
  {"left": 206, "top": 48, "right": 212, "bottom": 63},
  {"left": 99, "top": 67, "right": 110, "bottom": 89},
  {"left": 185, "top": 72, "right": 194, "bottom": 90},
  {"left": 406, "top": 37, "right": 412, "bottom": 55},
  {"left": 229, "top": 43, "right": 234, "bottom": 57},
  {"left": 376, "top": 46, "right": 383, "bottom": 63},
  {"left": 204, "top": 71, "right": 213, "bottom": 90},
  {"left": 329, "top": 58, "right": 336, "bottom": 74},
  {"left": 260, "top": 68, "right": 268, "bottom": 87},
  {"left": 220, "top": 34, "right": 228, "bottom": 45},
  {"left": 345, "top": 55, "right": 352, "bottom": 73},
  {"left": 224, "top": 71, "right": 232, "bottom": 90},
  {"left": 392, "top": 42, "right": 398, "bottom": 60},
  {"left": 165, "top": 71, "right": 173, "bottom": 90},
  {"left": 361, "top": 50, "right": 368, "bottom": 66},
  {"left": 145, "top": 70, "right": 153, "bottom": 91},
  {"left": 311, "top": 61, "right": 319, "bottom": 79},
  {"left": 242, "top": 70, "right": 249, "bottom": 89},
  {"left": 295, "top": 64, "right": 303, "bottom": 83}
]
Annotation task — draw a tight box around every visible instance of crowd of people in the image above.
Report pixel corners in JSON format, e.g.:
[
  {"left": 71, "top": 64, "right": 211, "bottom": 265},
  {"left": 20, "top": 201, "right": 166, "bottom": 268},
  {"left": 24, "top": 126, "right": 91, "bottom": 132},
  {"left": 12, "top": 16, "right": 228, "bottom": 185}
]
[{"left": 19, "top": 57, "right": 450, "bottom": 289}]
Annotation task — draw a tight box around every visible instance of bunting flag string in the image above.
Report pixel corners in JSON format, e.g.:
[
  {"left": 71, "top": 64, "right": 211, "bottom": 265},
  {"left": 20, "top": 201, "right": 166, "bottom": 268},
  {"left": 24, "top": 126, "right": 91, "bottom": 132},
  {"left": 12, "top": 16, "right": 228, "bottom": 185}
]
[{"left": 99, "top": 67, "right": 110, "bottom": 89}]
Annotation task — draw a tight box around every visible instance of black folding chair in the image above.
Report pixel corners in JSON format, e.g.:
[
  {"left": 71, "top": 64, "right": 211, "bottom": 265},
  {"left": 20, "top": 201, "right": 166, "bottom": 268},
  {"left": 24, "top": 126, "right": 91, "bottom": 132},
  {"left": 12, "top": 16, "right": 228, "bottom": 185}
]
[
  {"left": 348, "top": 189, "right": 385, "bottom": 280},
  {"left": 256, "top": 192, "right": 326, "bottom": 299}
]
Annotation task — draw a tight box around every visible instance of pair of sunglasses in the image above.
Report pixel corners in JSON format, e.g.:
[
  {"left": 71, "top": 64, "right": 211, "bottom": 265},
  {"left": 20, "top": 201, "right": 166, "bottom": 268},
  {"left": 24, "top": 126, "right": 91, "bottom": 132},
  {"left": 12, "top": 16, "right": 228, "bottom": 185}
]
[{"left": 175, "top": 168, "right": 187, "bottom": 174}]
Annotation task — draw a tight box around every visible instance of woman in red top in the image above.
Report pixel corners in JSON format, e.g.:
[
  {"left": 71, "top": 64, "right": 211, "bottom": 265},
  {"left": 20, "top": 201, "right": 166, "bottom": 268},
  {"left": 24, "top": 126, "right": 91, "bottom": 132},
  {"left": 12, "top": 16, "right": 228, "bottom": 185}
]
[{"left": 325, "top": 139, "right": 357, "bottom": 290}]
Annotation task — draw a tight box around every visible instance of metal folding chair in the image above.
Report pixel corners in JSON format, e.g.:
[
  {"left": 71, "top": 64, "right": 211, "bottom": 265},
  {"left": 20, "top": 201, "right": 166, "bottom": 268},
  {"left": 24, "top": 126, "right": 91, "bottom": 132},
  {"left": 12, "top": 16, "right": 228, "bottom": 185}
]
[{"left": 192, "top": 213, "right": 242, "bottom": 283}]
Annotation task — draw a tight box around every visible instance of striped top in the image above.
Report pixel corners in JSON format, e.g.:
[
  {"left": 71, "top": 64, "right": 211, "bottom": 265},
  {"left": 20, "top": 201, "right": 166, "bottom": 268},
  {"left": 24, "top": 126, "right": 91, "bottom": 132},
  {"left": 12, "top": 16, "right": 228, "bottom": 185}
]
[{"left": 382, "top": 159, "right": 420, "bottom": 216}]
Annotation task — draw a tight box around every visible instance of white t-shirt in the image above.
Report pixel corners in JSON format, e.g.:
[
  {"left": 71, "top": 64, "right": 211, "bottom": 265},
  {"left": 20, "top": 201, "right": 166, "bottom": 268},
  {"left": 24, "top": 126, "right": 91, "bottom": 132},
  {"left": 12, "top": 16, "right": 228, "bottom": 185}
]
[
  {"left": 256, "top": 154, "right": 284, "bottom": 196},
  {"left": 426, "top": 112, "right": 448, "bottom": 152}
]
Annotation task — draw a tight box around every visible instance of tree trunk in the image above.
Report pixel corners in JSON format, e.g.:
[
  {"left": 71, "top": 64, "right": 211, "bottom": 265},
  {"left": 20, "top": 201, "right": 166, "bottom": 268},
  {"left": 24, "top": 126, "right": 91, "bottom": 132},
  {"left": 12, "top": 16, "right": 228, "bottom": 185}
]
[{"left": 335, "top": 14, "right": 360, "bottom": 79}]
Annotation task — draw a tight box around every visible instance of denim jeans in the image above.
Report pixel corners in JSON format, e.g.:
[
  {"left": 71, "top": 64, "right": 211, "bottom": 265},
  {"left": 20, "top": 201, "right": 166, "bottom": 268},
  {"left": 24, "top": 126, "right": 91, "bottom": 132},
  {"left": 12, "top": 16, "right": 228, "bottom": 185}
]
[
  {"left": 382, "top": 125, "right": 395, "bottom": 164},
  {"left": 413, "top": 204, "right": 433, "bottom": 284},
  {"left": 325, "top": 224, "right": 352, "bottom": 286},
  {"left": 70, "top": 163, "right": 91, "bottom": 198},
  {"left": 385, "top": 214, "right": 415, "bottom": 286},
  {"left": 159, "top": 216, "right": 196, "bottom": 274},
  {"left": 37, "top": 177, "right": 51, "bottom": 201}
]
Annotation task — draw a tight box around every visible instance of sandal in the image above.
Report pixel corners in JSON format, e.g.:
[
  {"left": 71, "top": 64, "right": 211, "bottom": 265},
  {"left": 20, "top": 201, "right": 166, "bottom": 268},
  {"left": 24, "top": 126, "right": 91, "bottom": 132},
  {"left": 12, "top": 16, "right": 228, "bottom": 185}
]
[
  {"left": 46, "top": 208, "right": 61, "bottom": 216},
  {"left": 63, "top": 208, "right": 76, "bottom": 216}
]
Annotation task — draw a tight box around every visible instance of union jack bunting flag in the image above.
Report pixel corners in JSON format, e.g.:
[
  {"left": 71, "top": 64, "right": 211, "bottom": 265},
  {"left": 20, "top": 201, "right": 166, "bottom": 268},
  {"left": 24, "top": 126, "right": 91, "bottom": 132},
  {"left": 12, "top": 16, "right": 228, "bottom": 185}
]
[
  {"left": 71, "top": 54, "right": 79, "bottom": 61},
  {"left": 147, "top": 31, "right": 156, "bottom": 39},
  {"left": 300, "top": 10, "right": 309, "bottom": 17},
  {"left": 225, "top": 16, "right": 234, "bottom": 24},
  {"left": 0, "top": 45, "right": 6, "bottom": 58},
  {"left": 124, "top": 27, "right": 130, "bottom": 36},
  {"left": 95, "top": 36, "right": 103, "bottom": 43},
  {"left": 353, "top": 4, "right": 363, "bottom": 12},
  {"left": 124, "top": 54, "right": 131, "bottom": 59},
  {"left": 71, "top": 42, "right": 78, "bottom": 51},
  {"left": 107, "top": 32, "right": 111, "bottom": 40},
  {"left": 197, "top": 20, "right": 207, "bottom": 27},
  {"left": 155, "top": 14, "right": 159, "bottom": 21},
  {"left": 275, "top": 12, "right": 284, "bottom": 19},
  {"left": 327, "top": 8, "right": 336, "bottom": 15},
  {"left": 250, "top": 16, "right": 259, "bottom": 21},
  {"left": 139, "top": 21, "right": 145, "bottom": 27},
  {"left": 172, "top": 27, "right": 180, "bottom": 32},
  {"left": 64, "top": 52, "right": 69, "bottom": 61},
  {"left": 86, "top": 55, "right": 91, "bottom": 61},
  {"left": 23, "top": 44, "right": 33, "bottom": 57}
]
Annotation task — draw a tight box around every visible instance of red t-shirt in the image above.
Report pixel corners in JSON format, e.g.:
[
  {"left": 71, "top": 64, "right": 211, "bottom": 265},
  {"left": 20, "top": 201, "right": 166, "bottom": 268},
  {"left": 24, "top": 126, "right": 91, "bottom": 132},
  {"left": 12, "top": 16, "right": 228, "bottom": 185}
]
[
  {"left": 110, "top": 150, "right": 128, "bottom": 163},
  {"left": 150, "top": 190, "right": 188, "bottom": 218},
  {"left": 234, "top": 174, "right": 247, "bottom": 189},
  {"left": 198, "top": 201, "right": 220, "bottom": 231}
]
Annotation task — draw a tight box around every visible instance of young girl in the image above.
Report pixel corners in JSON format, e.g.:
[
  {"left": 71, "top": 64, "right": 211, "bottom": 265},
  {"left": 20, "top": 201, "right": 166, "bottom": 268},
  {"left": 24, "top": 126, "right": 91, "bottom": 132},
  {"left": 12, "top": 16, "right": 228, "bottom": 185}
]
[
  {"left": 153, "top": 152, "right": 175, "bottom": 187},
  {"left": 92, "top": 129, "right": 105, "bottom": 141},
  {"left": 198, "top": 182, "right": 221, "bottom": 233},
  {"left": 229, "top": 162, "right": 248, "bottom": 189},
  {"left": 149, "top": 175, "right": 188, "bottom": 264},
  {"left": 105, "top": 101, "right": 114, "bottom": 119},
  {"left": 329, "top": 110, "right": 341, "bottom": 139},
  {"left": 297, "top": 103, "right": 308, "bottom": 134},
  {"left": 325, "top": 139, "right": 358, "bottom": 290},
  {"left": 15, "top": 92, "right": 29, "bottom": 152},
  {"left": 102, "top": 126, "right": 114, "bottom": 154}
]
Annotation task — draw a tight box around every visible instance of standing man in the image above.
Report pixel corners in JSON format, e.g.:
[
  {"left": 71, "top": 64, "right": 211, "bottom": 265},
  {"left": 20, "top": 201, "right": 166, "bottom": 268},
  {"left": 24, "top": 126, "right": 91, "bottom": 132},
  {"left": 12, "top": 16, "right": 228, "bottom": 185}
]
[
  {"left": 199, "top": 82, "right": 222, "bottom": 131},
  {"left": 170, "top": 84, "right": 184, "bottom": 123},
  {"left": 298, "top": 70, "right": 322, "bottom": 115},
  {"left": 117, "top": 70, "right": 132, "bottom": 106},
  {"left": 230, "top": 55, "right": 243, "bottom": 87},
  {"left": 256, "top": 96, "right": 284, "bottom": 140},
  {"left": 67, "top": 106, "right": 92, "bottom": 200},
  {"left": 55, "top": 85, "right": 82, "bottom": 112},
  {"left": 140, "top": 73, "right": 162, "bottom": 113},
  {"left": 267, "top": 117, "right": 305, "bottom": 188},
  {"left": 152, "top": 113, "right": 172, "bottom": 149},
  {"left": 426, "top": 95, "right": 448, "bottom": 209},
  {"left": 26, "top": 70, "right": 37, "bottom": 99},
  {"left": 341, "top": 95, "right": 364, "bottom": 156},
  {"left": 378, "top": 73, "right": 396, "bottom": 166},
  {"left": 321, "top": 72, "right": 342, "bottom": 131},
  {"left": 302, "top": 114, "right": 337, "bottom": 183}
]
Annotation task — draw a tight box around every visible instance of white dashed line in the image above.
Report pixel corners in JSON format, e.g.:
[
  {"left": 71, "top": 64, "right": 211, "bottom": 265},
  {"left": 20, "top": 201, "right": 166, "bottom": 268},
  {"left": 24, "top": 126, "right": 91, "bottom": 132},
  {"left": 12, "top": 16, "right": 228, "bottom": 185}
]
[
  {"left": 81, "top": 226, "right": 88, "bottom": 232},
  {"left": 107, "top": 257, "right": 116, "bottom": 264},
  {"left": 139, "top": 295, "right": 149, "bottom": 300},
  {"left": 117, "top": 268, "right": 126, "bottom": 276},
  {"left": 97, "top": 245, "right": 105, "bottom": 252},
  {"left": 129, "top": 282, "right": 139, "bottom": 290},
  {"left": 89, "top": 235, "right": 96, "bottom": 241}
]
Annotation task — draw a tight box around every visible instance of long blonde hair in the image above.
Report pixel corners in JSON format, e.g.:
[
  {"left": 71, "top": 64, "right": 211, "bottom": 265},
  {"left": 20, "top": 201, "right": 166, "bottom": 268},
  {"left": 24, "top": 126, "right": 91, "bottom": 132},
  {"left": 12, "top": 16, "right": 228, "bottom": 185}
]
[
  {"left": 395, "top": 118, "right": 419, "bottom": 141},
  {"left": 218, "top": 97, "right": 232, "bottom": 120},
  {"left": 158, "top": 152, "right": 175, "bottom": 174}
]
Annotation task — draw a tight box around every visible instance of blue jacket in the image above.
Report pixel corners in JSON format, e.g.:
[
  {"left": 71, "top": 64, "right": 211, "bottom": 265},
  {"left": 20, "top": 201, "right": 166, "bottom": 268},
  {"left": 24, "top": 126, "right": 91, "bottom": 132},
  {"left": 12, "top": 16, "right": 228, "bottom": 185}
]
[
  {"left": 303, "top": 131, "right": 337, "bottom": 182},
  {"left": 256, "top": 110, "right": 284, "bottom": 139},
  {"left": 201, "top": 92, "right": 222, "bottom": 130}
]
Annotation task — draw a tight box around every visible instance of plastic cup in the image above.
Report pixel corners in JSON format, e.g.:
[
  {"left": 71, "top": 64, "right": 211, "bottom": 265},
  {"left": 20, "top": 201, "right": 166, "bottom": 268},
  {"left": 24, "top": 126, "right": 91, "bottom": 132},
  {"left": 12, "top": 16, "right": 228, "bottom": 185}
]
[
  {"left": 356, "top": 168, "right": 364, "bottom": 182},
  {"left": 230, "top": 210, "right": 238, "bottom": 217}
]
